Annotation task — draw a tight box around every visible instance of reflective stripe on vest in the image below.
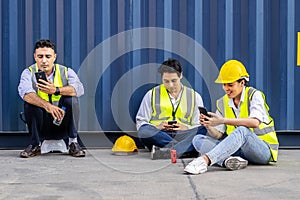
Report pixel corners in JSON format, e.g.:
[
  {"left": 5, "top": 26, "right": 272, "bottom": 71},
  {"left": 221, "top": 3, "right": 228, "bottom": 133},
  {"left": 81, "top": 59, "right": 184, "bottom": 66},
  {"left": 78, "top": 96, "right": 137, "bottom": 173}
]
[
  {"left": 149, "top": 84, "right": 195, "bottom": 126},
  {"left": 216, "top": 87, "right": 279, "bottom": 162},
  {"left": 29, "top": 64, "right": 68, "bottom": 105}
]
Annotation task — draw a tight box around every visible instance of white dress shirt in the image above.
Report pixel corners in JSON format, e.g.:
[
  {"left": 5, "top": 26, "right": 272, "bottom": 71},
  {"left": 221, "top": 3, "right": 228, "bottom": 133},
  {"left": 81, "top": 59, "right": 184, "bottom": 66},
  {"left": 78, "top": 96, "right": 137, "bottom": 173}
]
[
  {"left": 215, "top": 86, "right": 270, "bottom": 133},
  {"left": 18, "top": 64, "right": 84, "bottom": 99},
  {"left": 136, "top": 85, "right": 204, "bottom": 130}
]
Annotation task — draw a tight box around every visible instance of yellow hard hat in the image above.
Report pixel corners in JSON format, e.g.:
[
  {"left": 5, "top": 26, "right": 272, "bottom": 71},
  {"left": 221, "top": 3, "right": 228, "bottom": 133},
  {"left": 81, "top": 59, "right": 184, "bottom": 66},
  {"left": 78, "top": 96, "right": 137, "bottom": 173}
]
[
  {"left": 215, "top": 60, "right": 249, "bottom": 83},
  {"left": 112, "top": 135, "right": 138, "bottom": 153}
]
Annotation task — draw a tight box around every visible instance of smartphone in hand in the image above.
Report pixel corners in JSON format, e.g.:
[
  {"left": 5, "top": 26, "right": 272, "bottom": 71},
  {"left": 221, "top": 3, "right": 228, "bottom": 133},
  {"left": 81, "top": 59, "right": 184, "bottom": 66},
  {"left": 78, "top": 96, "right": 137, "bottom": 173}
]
[
  {"left": 167, "top": 120, "right": 178, "bottom": 128},
  {"left": 198, "top": 106, "right": 210, "bottom": 118},
  {"left": 35, "top": 71, "right": 47, "bottom": 84},
  {"left": 168, "top": 120, "right": 177, "bottom": 125}
]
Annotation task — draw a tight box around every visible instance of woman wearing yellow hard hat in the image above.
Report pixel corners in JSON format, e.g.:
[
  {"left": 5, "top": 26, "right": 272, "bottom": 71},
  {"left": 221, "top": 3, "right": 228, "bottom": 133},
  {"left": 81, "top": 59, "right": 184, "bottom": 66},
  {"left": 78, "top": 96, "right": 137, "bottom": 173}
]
[{"left": 184, "top": 59, "right": 279, "bottom": 175}]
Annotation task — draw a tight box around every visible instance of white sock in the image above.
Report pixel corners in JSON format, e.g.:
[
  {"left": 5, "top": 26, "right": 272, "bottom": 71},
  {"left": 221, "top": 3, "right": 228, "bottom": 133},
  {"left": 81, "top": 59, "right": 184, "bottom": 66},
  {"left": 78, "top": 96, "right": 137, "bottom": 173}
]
[{"left": 69, "top": 137, "right": 78, "bottom": 145}]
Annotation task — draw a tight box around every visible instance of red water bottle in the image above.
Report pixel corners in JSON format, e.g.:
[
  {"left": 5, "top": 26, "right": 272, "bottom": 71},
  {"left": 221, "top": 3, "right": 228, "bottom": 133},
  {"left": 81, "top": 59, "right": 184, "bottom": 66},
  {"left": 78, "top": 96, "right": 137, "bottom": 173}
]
[{"left": 171, "top": 149, "right": 177, "bottom": 163}]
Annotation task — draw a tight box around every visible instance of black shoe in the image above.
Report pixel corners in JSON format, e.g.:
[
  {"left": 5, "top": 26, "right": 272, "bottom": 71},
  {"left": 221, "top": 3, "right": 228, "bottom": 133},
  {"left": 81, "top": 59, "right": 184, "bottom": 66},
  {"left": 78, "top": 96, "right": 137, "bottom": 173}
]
[
  {"left": 150, "top": 145, "right": 170, "bottom": 160},
  {"left": 20, "top": 145, "right": 41, "bottom": 158},
  {"left": 69, "top": 142, "right": 85, "bottom": 157}
]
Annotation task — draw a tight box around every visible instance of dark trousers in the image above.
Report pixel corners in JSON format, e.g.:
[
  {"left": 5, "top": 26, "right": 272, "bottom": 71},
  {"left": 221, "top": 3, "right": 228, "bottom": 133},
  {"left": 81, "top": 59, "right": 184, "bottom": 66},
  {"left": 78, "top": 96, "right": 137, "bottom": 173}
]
[{"left": 24, "top": 96, "right": 79, "bottom": 146}]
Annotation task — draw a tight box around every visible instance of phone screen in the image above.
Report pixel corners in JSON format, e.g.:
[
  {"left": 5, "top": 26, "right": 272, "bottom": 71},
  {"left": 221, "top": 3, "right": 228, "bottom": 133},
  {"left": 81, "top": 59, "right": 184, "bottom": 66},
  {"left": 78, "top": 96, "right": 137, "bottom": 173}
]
[
  {"left": 35, "top": 71, "right": 47, "bottom": 84},
  {"left": 198, "top": 106, "right": 209, "bottom": 117},
  {"left": 168, "top": 120, "right": 177, "bottom": 125}
]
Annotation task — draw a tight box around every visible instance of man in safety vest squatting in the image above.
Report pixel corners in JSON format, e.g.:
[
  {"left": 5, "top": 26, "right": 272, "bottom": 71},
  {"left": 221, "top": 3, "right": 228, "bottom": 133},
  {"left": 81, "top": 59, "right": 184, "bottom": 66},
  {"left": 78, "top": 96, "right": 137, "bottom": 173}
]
[{"left": 18, "top": 39, "right": 85, "bottom": 158}]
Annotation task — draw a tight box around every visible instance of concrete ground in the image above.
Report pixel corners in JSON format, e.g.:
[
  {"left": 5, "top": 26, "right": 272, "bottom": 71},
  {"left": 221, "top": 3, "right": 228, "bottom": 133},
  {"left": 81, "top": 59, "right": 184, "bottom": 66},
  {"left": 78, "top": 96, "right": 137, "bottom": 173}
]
[{"left": 0, "top": 149, "right": 299, "bottom": 200}]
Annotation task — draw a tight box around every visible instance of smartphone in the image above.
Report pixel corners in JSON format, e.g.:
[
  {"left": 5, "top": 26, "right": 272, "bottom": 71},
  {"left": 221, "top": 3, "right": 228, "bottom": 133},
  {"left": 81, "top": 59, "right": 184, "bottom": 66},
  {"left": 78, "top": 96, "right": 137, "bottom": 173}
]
[
  {"left": 35, "top": 71, "right": 47, "bottom": 84},
  {"left": 198, "top": 106, "right": 210, "bottom": 117},
  {"left": 168, "top": 120, "right": 177, "bottom": 125}
]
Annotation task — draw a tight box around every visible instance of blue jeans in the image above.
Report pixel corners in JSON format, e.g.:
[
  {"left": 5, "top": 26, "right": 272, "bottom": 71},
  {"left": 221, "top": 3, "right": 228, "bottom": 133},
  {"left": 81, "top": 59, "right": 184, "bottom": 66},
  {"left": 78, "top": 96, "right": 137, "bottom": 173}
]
[
  {"left": 192, "top": 126, "right": 271, "bottom": 166},
  {"left": 137, "top": 124, "right": 207, "bottom": 156}
]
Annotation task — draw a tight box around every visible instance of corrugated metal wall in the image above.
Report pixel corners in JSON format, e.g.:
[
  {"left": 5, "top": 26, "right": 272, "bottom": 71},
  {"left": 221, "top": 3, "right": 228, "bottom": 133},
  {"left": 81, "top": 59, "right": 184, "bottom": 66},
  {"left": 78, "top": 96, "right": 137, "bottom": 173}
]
[{"left": 1, "top": 0, "right": 300, "bottom": 132}]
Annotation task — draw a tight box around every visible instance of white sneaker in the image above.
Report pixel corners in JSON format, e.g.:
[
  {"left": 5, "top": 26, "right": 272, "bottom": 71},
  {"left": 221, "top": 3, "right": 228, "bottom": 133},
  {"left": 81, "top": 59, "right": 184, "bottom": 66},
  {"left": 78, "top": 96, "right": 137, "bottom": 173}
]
[
  {"left": 184, "top": 156, "right": 208, "bottom": 175},
  {"left": 224, "top": 156, "right": 248, "bottom": 170}
]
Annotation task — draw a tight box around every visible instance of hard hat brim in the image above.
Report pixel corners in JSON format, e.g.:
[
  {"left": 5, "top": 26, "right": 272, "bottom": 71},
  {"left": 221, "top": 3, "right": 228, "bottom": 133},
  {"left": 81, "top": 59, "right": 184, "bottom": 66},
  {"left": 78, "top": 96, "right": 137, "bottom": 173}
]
[
  {"left": 112, "top": 151, "right": 138, "bottom": 156},
  {"left": 214, "top": 77, "right": 235, "bottom": 84}
]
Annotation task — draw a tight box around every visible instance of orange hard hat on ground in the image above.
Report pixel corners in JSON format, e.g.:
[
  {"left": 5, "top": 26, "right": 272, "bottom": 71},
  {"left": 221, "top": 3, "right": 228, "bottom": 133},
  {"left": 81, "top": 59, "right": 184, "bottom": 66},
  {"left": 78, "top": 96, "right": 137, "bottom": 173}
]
[{"left": 215, "top": 60, "right": 249, "bottom": 83}]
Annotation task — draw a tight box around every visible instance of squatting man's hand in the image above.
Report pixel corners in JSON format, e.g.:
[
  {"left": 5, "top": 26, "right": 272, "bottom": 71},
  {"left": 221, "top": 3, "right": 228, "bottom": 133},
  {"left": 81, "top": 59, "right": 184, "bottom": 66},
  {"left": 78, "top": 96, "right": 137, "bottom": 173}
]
[
  {"left": 44, "top": 104, "right": 65, "bottom": 121},
  {"left": 36, "top": 79, "right": 57, "bottom": 95},
  {"left": 200, "top": 112, "right": 225, "bottom": 127},
  {"left": 156, "top": 121, "right": 188, "bottom": 131}
]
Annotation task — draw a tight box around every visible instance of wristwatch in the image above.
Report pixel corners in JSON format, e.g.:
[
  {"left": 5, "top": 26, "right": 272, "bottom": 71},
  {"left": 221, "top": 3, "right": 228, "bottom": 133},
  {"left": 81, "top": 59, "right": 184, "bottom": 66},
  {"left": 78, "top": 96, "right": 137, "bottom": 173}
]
[{"left": 54, "top": 87, "right": 60, "bottom": 95}]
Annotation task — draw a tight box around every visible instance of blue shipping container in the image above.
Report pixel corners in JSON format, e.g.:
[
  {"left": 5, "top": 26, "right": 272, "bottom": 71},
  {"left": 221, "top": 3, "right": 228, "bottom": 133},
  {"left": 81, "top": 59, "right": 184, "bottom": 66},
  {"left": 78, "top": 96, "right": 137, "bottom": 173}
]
[{"left": 0, "top": 0, "right": 300, "bottom": 133}]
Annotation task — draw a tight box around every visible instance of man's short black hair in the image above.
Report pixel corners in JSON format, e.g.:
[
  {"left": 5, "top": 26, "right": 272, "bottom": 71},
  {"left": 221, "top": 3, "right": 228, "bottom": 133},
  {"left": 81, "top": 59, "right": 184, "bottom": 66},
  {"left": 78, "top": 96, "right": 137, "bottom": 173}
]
[
  {"left": 34, "top": 39, "right": 56, "bottom": 52},
  {"left": 158, "top": 58, "right": 182, "bottom": 77}
]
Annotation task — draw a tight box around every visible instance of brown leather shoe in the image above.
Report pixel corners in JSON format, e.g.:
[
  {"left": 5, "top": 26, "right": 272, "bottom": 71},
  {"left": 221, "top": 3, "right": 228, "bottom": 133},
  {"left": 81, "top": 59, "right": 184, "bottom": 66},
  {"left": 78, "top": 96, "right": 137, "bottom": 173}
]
[
  {"left": 68, "top": 142, "right": 85, "bottom": 157},
  {"left": 20, "top": 145, "right": 41, "bottom": 158}
]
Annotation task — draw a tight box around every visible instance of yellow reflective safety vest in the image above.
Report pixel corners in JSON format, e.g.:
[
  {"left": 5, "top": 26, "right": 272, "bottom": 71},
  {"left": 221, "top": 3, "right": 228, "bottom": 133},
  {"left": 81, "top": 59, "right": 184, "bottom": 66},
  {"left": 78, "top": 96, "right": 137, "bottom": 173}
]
[
  {"left": 29, "top": 64, "right": 68, "bottom": 105},
  {"left": 216, "top": 87, "right": 279, "bottom": 162},
  {"left": 149, "top": 84, "right": 196, "bottom": 126}
]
